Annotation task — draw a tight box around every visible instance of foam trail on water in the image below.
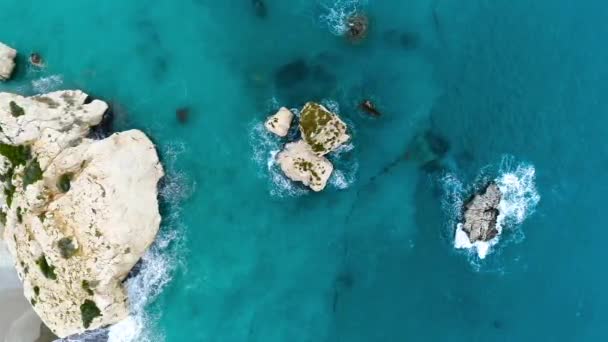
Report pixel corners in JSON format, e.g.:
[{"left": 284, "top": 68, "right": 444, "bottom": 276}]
[
  {"left": 31, "top": 75, "right": 63, "bottom": 93},
  {"left": 318, "top": 0, "right": 366, "bottom": 36},
  {"left": 249, "top": 120, "right": 308, "bottom": 198}
]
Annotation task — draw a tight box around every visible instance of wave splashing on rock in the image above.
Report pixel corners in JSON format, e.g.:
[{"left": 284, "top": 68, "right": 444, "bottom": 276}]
[{"left": 443, "top": 156, "right": 540, "bottom": 261}]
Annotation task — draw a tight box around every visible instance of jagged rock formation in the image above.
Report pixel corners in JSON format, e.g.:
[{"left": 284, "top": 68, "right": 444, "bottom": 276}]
[
  {"left": 0, "top": 90, "right": 163, "bottom": 337},
  {"left": 461, "top": 183, "right": 502, "bottom": 242},
  {"left": 0, "top": 42, "right": 17, "bottom": 81}
]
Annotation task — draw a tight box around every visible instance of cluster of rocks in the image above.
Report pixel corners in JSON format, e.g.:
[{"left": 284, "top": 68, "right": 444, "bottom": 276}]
[
  {"left": 265, "top": 102, "right": 350, "bottom": 191},
  {"left": 0, "top": 90, "right": 164, "bottom": 337}
]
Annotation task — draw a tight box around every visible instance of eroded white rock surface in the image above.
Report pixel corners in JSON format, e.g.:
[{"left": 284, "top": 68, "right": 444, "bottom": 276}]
[
  {"left": 0, "top": 42, "right": 16, "bottom": 81},
  {"left": 0, "top": 90, "right": 164, "bottom": 337},
  {"left": 277, "top": 140, "right": 333, "bottom": 192},
  {"left": 264, "top": 107, "right": 293, "bottom": 137}
]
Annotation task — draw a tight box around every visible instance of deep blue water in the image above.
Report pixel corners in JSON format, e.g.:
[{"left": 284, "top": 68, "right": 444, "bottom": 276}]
[{"left": 1, "top": 0, "right": 607, "bottom": 341}]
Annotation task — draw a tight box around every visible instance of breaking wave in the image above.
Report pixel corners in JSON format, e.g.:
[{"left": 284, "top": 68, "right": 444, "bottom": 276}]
[{"left": 318, "top": 0, "right": 367, "bottom": 36}]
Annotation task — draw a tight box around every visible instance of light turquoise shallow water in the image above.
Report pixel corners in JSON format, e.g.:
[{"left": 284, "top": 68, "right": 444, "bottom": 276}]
[{"left": 1, "top": 0, "right": 608, "bottom": 341}]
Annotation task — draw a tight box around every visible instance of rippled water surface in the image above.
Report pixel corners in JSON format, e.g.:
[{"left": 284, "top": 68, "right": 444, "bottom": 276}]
[{"left": 1, "top": 0, "right": 607, "bottom": 341}]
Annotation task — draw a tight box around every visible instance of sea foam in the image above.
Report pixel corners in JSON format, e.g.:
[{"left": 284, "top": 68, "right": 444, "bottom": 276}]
[{"left": 318, "top": 0, "right": 366, "bottom": 36}]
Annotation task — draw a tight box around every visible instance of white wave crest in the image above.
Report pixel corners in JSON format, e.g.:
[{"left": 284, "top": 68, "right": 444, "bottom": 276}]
[
  {"left": 318, "top": 0, "right": 365, "bottom": 36},
  {"left": 31, "top": 75, "right": 63, "bottom": 93},
  {"left": 495, "top": 161, "right": 541, "bottom": 229}
]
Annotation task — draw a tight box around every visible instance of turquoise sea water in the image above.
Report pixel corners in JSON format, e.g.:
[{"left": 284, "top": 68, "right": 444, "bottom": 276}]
[{"left": 1, "top": 0, "right": 608, "bottom": 341}]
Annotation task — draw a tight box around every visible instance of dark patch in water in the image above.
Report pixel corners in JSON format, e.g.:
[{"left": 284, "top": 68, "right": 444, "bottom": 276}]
[
  {"left": 492, "top": 319, "right": 503, "bottom": 329},
  {"left": 383, "top": 30, "right": 420, "bottom": 50},
  {"left": 176, "top": 107, "right": 190, "bottom": 124},
  {"left": 252, "top": 0, "right": 267, "bottom": 18},
  {"left": 275, "top": 59, "right": 310, "bottom": 88},
  {"left": 274, "top": 58, "right": 338, "bottom": 104}
]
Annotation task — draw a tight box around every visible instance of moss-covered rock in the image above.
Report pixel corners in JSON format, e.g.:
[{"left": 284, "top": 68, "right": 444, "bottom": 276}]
[
  {"left": 80, "top": 300, "right": 101, "bottom": 329},
  {"left": 299, "top": 102, "right": 350, "bottom": 155},
  {"left": 35, "top": 255, "right": 57, "bottom": 280},
  {"left": 9, "top": 101, "right": 25, "bottom": 117}
]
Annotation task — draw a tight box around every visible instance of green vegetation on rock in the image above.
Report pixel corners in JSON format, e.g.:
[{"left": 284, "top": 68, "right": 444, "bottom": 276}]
[
  {"left": 58, "top": 237, "right": 78, "bottom": 259},
  {"left": 80, "top": 299, "right": 101, "bottom": 329},
  {"left": 82, "top": 280, "right": 94, "bottom": 296},
  {"left": 16, "top": 207, "right": 22, "bottom": 223},
  {"left": 9, "top": 101, "right": 25, "bottom": 117},
  {"left": 33, "top": 285, "right": 40, "bottom": 296},
  {"left": 35, "top": 255, "right": 57, "bottom": 280},
  {"left": 0, "top": 143, "right": 31, "bottom": 167},
  {"left": 0, "top": 143, "right": 32, "bottom": 208},
  {"left": 57, "top": 173, "right": 73, "bottom": 193},
  {"left": 23, "top": 159, "right": 43, "bottom": 187}
]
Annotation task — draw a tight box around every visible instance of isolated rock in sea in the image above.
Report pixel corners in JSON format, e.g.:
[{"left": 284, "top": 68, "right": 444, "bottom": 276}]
[
  {"left": 346, "top": 13, "right": 369, "bottom": 43},
  {"left": 277, "top": 140, "right": 333, "bottom": 192},
  {"left": 0, "top": 90, "right": 164, "bottom": 337},
  {"left": 0, "top": 42, "right": 17, "bottom": 81},
  {"left": 264, "top": 107, "right": 293, "bottom": 137},
  {"left": 461, "top": 183, "right": 502, "bottom": 243},
  {"left": 299, "top": 102, "right": 350, "bottom": 155}
]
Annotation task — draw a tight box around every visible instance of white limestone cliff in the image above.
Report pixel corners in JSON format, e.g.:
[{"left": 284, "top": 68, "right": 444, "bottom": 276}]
[{"left": 0, "top": 90, "right": 164, "bottom": 337}]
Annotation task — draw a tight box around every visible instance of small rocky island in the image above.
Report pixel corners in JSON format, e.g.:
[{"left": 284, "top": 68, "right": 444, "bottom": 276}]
[
  {"left": 454, "top": 182, "right": 503, "bottom": 259},
  {"left": 0, "top": 90, "right": 164, "bottom": 337},
  {"left": 265, "top": 102, "right": 350, "bottom": 192}
]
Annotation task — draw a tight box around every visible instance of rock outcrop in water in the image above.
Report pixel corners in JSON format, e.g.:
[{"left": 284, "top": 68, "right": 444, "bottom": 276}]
[
  {"left": 0, "top": 90, "right": 164, "bottom": 337},
  {"left": 346, "top": 13, "right": 369, "bottom": 43},
  {"left": 0, "top": 42, "right": 16, "bottom": 81},
  {"left": 264, "top": 107, "right": 293, "bottom": 137},
  {"left": 275, "top": 102, "right": 350, "bottom": 192},
  {"left": 460, "top": 183, "right": 502, "bottom": 242},
  {"left": 277, "top": 140, "right": 333, "bottom": 192},
  {"left": 299, "top": 102, "right": 350, "bottom": 155}
]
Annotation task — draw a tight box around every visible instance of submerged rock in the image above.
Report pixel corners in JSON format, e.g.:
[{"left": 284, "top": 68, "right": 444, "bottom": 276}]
[
  {"left": 460, "top": 183, "right": 502, "bottom": 242},
  {"left": 0, "top": 90, "right": 164, "bottom": 337},
  {"left": 405, "top": 130, "right": 449, "bottom": 172},
  {"left": 277, "top": 140, "right": 333, "bottom": 192},
  {"left": 264, "top": 107, "right": 293, "bottom": 137},
  {"left": 29, "top": 53, "right": 44, "bottom": 68},
  {"left": 346, "top": 13, "right": 369, "bottom": 43},
  {"left": 0, "top": 42, "right": 16, "bottom": 81},
  {"left": 275, "top": 59, "right": 310, "bottom": 88},
  {"left": 299, "top": 102, "right": 350, "bottom": 155},
  {"left": 176, "top": 107, "right": 189, "bottom": 124},
  {"left": 359, "top": 100, "right": 381, "bottom": 117},
  {"left": 252, "top": 0, "right": 267, "bottom": 18}
]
